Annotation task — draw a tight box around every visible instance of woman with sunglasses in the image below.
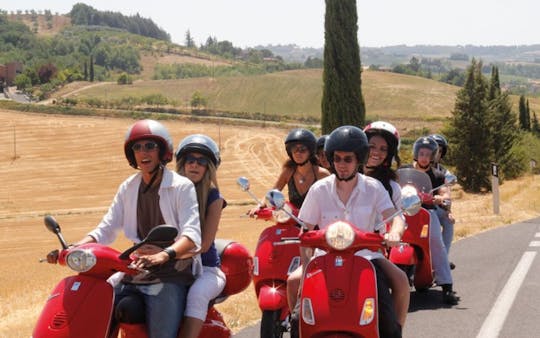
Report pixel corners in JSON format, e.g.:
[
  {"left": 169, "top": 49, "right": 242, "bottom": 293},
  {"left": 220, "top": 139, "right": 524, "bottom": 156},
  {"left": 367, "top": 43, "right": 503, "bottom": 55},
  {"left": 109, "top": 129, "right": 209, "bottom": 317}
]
[
  {"left": 250, "top": 128, "right": 330, "bottom": 214},
  {"left": 174, "top": 134, "right": 226, "bottom": 338},
  {"left": 47, "top": 119, "right": 201, "bottom": 338}
]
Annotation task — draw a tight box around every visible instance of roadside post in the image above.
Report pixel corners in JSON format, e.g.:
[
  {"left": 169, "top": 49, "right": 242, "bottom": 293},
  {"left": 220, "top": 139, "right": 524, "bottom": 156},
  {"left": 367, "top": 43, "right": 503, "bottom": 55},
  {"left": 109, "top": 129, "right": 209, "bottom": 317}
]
[{"left": 491, "top": 163, "right": 499, "bottom": 214}]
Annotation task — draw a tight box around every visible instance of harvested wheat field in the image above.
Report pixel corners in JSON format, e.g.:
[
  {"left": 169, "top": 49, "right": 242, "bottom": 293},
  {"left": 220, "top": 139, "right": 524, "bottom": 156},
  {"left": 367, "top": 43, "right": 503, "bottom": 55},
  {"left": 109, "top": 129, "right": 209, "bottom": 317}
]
[{"left": 1, "top": 109, "right": 539, "bottom": 337}]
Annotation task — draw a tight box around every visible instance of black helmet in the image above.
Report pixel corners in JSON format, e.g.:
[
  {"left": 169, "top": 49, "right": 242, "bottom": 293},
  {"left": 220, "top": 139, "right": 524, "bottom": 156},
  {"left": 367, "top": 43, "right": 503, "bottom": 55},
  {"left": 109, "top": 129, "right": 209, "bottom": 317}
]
[
  {"left": 325, "top": 126, "right": 369, "bottom": 167},
  {"left": 430, "top": 134, "right": 448, "bottom": 159},
  {"left": 176, "top": 134, "right": 221, "bottom": 168},
  {"left": 413, "top": 136, "right": 438, "bottom": 162},
  {"left": 316, "top": 134, "right": 329, "bottom": 150},
  {"left": 284, "top": 128, "right": 317, "bottom": 159},
  {"left": 124, "top": 119, "right": 174, "bottom": 169}
]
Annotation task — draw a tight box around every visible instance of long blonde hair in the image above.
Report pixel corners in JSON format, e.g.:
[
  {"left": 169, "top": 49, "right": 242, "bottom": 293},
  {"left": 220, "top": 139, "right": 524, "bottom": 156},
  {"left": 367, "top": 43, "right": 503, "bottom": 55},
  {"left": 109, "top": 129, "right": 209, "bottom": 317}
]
[{"left": 176, "top": 155, "right": 219, "bottom": 227}]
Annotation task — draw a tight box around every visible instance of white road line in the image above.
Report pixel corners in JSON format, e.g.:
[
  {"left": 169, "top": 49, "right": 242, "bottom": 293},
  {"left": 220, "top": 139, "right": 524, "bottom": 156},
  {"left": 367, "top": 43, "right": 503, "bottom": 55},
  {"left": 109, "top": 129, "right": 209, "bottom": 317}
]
[
  {"left": 476, "top": 251, "right": 537, "bottom": 338},
  {"left": 530, "top": 241, "right": 540, "bottom": 247}
]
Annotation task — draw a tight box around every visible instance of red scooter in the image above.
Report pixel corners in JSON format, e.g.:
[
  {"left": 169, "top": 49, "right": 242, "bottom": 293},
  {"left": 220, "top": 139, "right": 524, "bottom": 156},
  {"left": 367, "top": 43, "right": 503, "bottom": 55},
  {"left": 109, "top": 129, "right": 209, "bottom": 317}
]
[
  {"left": 388, "top": 168, "right": 456, "bottom": 290},
  {"left": 265, "top": 189, "right": 421, "bottom": 337},
  {"left": 237, "top": 177, "right": 301, "bottom": 338},
  {"left": 33, "top": 215, "right": 253, "bottom": 338}
]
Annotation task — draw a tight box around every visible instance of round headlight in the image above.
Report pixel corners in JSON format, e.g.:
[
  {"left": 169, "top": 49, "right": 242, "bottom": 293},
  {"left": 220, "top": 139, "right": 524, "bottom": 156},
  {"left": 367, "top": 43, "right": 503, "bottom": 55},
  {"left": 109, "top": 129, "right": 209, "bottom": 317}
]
[
  {"left": 273, "top": 203, "right": 293, "bottom": 223},
  {"left": 325, "top": 221, "right": 355, "bottom": 250},
  {"left": 66, "top": 249, "right": 97, "bottom": 272}
]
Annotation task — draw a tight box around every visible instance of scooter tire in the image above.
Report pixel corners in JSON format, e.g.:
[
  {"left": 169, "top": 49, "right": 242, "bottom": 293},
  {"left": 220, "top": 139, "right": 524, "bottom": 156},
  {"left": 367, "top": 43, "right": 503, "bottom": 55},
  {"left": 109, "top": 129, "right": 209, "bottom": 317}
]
[{"left": 261, "top": 310, "right": 284, "bottom": 338}]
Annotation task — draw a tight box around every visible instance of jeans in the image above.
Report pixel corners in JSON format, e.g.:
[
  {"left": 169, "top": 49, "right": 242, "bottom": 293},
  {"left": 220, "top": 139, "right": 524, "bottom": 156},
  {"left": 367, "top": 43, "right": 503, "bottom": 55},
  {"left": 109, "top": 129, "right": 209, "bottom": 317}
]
[
  {"left": 428, "top": 209, "right": 452, "bottom": 285},
  {"left": 436, "top": 206, "right": 454, "bottom": 254},
  {"left": 114, "top": 282, "right": 189, "bottom": 338}
]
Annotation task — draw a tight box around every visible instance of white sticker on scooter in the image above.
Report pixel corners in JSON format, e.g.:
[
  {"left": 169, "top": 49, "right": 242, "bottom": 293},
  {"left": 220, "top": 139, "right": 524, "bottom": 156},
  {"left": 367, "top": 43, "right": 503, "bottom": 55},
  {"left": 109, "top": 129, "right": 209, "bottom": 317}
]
[{"left": 71, "top": 281, "right": 81, "bottom": 291}]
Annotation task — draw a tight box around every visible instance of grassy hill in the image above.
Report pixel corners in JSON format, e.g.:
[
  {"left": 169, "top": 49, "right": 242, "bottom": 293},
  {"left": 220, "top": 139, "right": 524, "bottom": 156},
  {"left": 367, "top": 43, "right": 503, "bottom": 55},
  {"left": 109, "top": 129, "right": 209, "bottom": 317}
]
[{"left": 65, "top": 69, "right": 459, "bottom": 131}]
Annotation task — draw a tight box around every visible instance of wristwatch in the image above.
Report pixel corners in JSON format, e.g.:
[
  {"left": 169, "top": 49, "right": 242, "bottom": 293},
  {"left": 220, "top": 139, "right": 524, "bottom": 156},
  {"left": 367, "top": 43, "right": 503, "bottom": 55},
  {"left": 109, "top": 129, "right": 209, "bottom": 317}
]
[{"left": 163, "top": 247, "right": 176, "bottom": 260}]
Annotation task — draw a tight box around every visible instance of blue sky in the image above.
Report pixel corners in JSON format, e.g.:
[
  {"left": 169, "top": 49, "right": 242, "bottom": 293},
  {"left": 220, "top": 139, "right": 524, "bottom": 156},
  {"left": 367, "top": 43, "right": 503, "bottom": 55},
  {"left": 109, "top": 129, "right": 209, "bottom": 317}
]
[{"left": 2, "top": 0, "right": 539, "bottom": 48}]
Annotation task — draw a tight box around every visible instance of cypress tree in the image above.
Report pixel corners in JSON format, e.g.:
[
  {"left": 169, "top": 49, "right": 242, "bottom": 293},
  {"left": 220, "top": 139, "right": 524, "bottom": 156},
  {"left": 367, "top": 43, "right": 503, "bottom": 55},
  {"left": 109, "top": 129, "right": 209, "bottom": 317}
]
[
  {"left": 445, "top": 59, "right": 492, "bottom": 192},
  {"left": 518, "top": 95, "right": 529, "bottom": 130},
  {"left": 321, "top": 0, "right": 365, "bottom": 134},
  {"left": 89, "top": 55, "right": 94, "bottom": 82},
  {"left": 486, "top": 66, "right": 523, "bottom": 181}
]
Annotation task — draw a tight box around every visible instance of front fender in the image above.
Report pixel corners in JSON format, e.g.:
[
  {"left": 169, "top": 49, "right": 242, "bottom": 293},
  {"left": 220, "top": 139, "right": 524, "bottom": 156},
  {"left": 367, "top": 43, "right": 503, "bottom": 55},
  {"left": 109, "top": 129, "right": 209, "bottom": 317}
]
[
  {"left": 389, "top": 245, "right": 417, "bottom": 265},
  {"left": 257, "top": 283, "right": 288, "bottom": 310}
]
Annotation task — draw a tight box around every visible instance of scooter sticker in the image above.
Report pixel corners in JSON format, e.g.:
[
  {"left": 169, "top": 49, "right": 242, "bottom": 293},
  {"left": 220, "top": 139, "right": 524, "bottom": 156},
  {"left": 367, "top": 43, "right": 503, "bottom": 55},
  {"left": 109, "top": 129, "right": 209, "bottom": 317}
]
[{"left": 71, "top": 281, "right": 81, "bottom": 291}]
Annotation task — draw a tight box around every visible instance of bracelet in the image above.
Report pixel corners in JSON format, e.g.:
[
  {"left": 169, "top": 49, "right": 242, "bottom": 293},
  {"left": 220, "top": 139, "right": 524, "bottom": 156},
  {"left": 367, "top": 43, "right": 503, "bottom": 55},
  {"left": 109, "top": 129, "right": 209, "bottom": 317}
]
[{"left": 163, "top": 247, "right": 176, "bottom": 260}]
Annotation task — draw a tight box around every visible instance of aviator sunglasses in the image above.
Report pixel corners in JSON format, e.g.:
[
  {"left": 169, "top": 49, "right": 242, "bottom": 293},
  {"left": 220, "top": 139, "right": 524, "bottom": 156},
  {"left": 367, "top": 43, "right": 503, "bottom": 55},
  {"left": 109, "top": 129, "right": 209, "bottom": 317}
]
[
  {"left": 291, "top": 144, "right": 308, "bottom": 153},
  {"left": 333, "top": 154, "right": 355, "bottom": 164},
  {"left": 185, "top": 154, "right": 209, "bottom": 167},
  {"left": 132, "top": 141, "right": 159, "bottom": 152}
]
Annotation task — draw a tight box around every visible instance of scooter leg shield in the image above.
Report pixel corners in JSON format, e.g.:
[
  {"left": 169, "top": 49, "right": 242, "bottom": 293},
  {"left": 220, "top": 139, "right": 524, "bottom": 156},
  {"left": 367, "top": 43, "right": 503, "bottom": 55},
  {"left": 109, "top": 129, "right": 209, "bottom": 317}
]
[
  {"left": 33, "top": 275, "right": 114, "bottom": 338},
  {"left": 389, "top": 245, "right": 417, "bottom": 265},
  {"left": 257, "top": 283, "right": 288, "bottom": 310}
]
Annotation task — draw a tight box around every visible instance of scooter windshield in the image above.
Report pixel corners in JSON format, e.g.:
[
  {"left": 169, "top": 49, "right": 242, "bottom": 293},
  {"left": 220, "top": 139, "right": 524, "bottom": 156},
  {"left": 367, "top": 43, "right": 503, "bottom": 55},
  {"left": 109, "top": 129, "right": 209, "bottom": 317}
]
[{"left": 396, "top": 168, "right": 433, "bottom": 193}]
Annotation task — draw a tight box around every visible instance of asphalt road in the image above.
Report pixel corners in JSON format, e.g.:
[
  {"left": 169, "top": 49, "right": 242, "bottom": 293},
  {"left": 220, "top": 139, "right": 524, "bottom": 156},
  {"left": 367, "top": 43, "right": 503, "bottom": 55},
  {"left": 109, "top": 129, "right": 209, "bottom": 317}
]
[{"left": 234, "top": 217, "right": 540, "bottom": 338}]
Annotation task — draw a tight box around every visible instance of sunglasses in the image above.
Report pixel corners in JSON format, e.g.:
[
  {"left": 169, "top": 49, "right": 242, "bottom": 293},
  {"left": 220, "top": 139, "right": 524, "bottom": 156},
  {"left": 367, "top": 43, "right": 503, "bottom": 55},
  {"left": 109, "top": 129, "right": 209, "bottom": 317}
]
[
  {"left": 292, "top": 145, "right": 308, "bottom": 153},
  {"left": 333, "top": 155, "right": 355, "bottom": 164},
  {"left": 185, "top": 154, "right": 209, "bottom": 167},
  {"left": 132, "top": 142, "right": 159, "bottom": 152}
]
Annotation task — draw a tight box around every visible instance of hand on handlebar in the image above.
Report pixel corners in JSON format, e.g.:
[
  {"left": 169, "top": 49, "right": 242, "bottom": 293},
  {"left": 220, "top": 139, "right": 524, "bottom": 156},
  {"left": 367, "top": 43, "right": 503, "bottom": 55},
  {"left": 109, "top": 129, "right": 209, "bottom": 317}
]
[
  {"left": 248, "top": 204, "right": 264, "bottom": 218},
  {"left": 45, "top": 249, "right": 60, "bottom": 264},
  {"left": 383, "top": 232, "right": 401, "bottom": 247}
]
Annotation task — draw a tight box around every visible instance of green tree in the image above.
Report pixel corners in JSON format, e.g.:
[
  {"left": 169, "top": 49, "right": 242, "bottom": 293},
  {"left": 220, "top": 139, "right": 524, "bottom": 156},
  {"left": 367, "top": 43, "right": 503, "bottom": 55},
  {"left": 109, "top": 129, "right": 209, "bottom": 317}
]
[
  {"left": 518, "top": 95, "right": 530, "bottom": 130},
  {"left": 89, "top": 55, "right": 94, "bottom": 82},
  {"left": 532, "top": 112, "right": 540, "bottom": 135},
  {"left": 445, "top": 59, "right": 492, "bottom": 192},
  {"left": 321, "top": 0, "right": 365, "bottom": 134},
  {"left": 185, "top": 30, "right": 195, "bottom": 48},
  {"left": 486, "top": 66, "right": 523, "bottom": 181}
]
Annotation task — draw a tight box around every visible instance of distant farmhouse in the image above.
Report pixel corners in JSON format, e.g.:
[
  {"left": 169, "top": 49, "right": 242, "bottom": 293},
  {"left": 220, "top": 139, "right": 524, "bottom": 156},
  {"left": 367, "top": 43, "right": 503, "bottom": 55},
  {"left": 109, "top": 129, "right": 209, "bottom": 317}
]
[{"left": 0, "top": 62, "right": 23, "bottom": 88}]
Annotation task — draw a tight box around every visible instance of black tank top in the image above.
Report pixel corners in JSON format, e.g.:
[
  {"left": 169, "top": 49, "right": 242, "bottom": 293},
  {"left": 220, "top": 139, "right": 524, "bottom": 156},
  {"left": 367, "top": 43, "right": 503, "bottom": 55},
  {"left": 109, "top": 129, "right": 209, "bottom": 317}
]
[{"left": 287, "top": 166, "right": 318, "bottom": 209}]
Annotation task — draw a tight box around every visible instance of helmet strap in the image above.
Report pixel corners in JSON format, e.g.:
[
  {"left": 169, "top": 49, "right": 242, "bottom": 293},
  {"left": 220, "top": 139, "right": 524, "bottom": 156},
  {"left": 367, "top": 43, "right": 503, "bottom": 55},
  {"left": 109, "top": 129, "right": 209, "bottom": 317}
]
[{"left": 142, "top": 165, "right": 163, "bottom": 193}]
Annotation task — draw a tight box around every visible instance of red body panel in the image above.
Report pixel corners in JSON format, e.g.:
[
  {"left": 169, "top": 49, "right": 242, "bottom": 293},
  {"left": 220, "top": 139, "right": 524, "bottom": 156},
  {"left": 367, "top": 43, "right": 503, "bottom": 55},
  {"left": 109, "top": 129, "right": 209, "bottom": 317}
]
[
  {"left": 390, "top": 208, "right": 434, "bottom": 289},
  {"left": 297, "top": 223, "right": 384, "bottom": 337},
  {"left": 32, "top": 275, "right": 114, "bottom": 338},
  {"left": 253, "top": 219, "right": 300, "bottom": 315},
  {"left": 300, "top": 254, "right": 379, "bottom": 338}
]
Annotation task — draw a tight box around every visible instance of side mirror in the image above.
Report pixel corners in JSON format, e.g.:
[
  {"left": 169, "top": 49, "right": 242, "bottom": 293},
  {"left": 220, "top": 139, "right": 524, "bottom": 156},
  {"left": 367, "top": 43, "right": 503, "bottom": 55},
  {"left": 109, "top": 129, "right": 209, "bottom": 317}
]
[
  {"left": 237, "top": 176, "right": 264, "bottom": 205},
  {"left": 236, "top": 177, "right": 250, "bottom": 191},
  {"left": 119, "top": 225, "right": 178, "bottom": 260},
  {"left": 444, "top": 173, "right": 457, "bottom": 186},
  {"left": 264, "top": 189, "right": 307, "bottom": 229},
  {"left": 265, "top": 189, "right": 286, "bottom": 209},
  {"left": 401, "top": 189, "right": 422, "bottom": 216},
  {"left": 44, "top": 215, "right": 69, "bottom": 249}
]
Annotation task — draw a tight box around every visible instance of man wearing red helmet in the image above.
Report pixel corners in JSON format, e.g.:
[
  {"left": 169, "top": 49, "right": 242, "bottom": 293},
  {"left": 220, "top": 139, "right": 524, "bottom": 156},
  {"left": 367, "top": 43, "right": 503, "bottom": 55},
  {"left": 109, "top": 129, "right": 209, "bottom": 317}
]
[{"left": 48, "top": 119, "right": 201, "bottom": 338}]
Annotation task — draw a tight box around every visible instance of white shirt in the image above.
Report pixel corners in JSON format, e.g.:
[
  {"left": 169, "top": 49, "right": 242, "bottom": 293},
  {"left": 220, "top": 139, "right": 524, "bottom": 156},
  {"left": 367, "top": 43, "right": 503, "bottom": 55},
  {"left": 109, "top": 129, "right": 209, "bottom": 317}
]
[
  {"left": 299, "top": 173, "right": 395, "bottom": 260},
  {"left": 299, "top": 173, "right": 394, "bottom": 231},
  {"left": 88, "top": 168, "right": 202, "bottom": 274}
]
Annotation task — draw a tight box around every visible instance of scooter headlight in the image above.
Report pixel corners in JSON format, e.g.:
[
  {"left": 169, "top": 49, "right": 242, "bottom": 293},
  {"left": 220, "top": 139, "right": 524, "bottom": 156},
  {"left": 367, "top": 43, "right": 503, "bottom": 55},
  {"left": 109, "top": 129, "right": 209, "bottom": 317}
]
[
  {"left": 325, "top": 221, "right": 355, "bottom": 250},
  {"left": 273, "top": 203, "right": 292, "bottom": 223},
  {"left": 66, "top": 249, "right": 97, "bottom": 272}
]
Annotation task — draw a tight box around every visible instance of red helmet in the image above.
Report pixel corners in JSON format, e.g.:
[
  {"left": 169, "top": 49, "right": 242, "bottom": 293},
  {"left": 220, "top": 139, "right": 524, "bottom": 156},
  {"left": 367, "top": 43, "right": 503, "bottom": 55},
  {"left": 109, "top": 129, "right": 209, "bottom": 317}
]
[
  {"left": 215, "top": 239, "right": 253, "bottom": 297},
  {"left": 124, "top": 119, "right": 174, "bottom": 168}
]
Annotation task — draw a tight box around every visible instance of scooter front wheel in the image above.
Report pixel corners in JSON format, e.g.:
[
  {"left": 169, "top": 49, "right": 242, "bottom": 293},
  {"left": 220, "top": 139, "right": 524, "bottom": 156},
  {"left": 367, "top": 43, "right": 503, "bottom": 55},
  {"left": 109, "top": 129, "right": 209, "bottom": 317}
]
[{"left": 260, "top": 309, "right": 285, "bottom": 338}]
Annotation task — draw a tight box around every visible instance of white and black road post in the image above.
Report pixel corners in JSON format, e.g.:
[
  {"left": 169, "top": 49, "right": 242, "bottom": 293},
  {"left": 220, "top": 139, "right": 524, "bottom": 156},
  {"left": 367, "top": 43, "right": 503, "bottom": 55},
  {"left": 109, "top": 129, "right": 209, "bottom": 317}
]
[{"left": 491, "top": 163, "right": 499, "bottom": 214}]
